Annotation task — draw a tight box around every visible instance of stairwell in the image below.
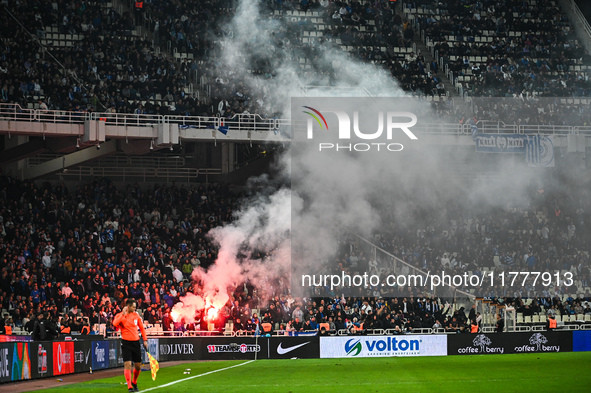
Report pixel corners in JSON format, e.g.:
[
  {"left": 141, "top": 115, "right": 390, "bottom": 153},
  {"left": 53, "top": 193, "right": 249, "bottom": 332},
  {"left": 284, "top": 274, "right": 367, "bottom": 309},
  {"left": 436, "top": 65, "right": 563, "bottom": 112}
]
[
  {"left": 413, "top": 38, "right": 459, "bottom": 98},
  {"left": 412, "top": 34, "right": 475, "bottom": 118},
  {"left": 113, "top": 0, "right": 209, "bottom": 102}
]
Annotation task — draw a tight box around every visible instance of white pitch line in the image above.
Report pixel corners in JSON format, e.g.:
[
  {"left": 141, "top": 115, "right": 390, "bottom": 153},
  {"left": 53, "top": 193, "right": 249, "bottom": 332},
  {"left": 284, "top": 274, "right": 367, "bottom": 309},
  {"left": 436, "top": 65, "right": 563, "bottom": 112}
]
[{"left": 140, "top": 360, "right": 255, "bottom": 392}]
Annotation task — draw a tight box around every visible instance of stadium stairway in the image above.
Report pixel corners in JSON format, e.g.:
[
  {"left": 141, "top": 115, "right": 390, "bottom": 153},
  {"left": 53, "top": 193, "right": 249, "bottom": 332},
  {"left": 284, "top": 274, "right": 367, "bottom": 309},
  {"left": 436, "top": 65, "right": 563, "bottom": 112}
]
[
  {"left": 114, "top": 0, "right": 209, "bottom": 102},
  {"left": 412, "top": 38, "right": 458, "bottom": 98}
]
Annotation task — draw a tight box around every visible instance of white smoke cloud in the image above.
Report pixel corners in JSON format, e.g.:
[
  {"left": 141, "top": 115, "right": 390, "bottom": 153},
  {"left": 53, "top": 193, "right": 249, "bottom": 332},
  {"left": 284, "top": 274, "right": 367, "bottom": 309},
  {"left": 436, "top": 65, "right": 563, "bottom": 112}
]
[{"left": 173, "top": 0, "right": 556, "bottom": 316}]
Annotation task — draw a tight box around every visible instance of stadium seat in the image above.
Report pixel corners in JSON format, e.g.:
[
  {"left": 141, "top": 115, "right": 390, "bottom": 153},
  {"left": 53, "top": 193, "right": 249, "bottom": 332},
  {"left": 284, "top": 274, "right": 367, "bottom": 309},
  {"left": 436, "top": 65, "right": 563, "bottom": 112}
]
[
  {"left": 524, "top": 316, "right": 532, "bottom": 324},
  {"left": 568, "top": 315, "right": 577, "bottom": 323},
  {"left": 539, "top": 315, "right": 549, "bottom": 323},
  {"left": 224, "top": 322, "right": 233, "bottom": 336}
]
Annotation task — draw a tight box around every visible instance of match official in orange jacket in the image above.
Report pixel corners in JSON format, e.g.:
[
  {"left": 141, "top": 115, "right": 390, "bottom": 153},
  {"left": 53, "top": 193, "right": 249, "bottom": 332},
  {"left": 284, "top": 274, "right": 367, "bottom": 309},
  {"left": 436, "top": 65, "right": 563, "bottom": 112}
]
[{"left": 113, "top": 299, "right": 148, "bottom": 392}]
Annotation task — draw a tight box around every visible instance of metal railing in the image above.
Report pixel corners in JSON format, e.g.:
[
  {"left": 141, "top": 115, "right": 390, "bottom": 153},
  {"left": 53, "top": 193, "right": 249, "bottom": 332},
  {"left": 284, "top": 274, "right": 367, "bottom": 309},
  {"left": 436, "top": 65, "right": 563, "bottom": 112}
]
[
  {"left": 97, "top": 321, "right": 591, "bottom": 338},
  {"left": 566, "top": 0, "right": 591, "bottom": 54},
  {"left": 28, "top": 153, "right": 187, "bottom": 168},
  {"left": 58, "top": 166, "right": 222, "bottom": 183},
  {"left": 300, "top": 85, "right": 374, "bottom": 97},
  {"left": 165, "top": 113, "right": 289, "bottom": 133},
  {"left": 2, "top": 103, "right": 591, "bottom": 136},
  {"left": 89, "top": 112, "right": 164, "bottom": 126}
]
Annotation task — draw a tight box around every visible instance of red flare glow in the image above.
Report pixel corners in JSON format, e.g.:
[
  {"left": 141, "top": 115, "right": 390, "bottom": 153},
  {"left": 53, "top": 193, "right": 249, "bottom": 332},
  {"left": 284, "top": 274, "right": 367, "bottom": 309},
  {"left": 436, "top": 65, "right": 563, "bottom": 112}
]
[{"left": 206, "top": 307, "right": 219, "bottom": 321}]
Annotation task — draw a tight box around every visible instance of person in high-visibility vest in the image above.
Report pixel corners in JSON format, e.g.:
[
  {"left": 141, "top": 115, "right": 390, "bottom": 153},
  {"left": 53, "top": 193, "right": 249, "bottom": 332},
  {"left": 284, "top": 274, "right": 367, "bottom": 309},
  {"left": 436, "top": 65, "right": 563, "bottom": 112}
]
[
  {"left": 548, "top": 315, "right": 557, "bottom": 330},
  {"left": 470, "top": 320, "right": 479, "bottom": 333},
  {"left": 134, "top": 1, "right": 144, "bottom": 24}
]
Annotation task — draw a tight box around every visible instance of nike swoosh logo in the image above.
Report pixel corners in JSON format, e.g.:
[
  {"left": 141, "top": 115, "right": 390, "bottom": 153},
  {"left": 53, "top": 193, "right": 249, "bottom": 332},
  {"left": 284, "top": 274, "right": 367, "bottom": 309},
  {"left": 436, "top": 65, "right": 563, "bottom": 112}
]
[
  {"left": 86, "top": 349, "right": 91, "bottom": 364},
  {"left": 277, "top": 342, "right": 310, "bottom": 355}
]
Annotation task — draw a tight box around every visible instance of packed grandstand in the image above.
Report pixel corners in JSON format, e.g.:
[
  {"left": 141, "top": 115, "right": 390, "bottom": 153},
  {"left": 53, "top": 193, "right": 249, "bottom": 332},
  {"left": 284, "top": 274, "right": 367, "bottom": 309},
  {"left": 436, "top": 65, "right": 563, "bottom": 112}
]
[{"left": 0, "top": 0, "right": 590, "bottom": 341}]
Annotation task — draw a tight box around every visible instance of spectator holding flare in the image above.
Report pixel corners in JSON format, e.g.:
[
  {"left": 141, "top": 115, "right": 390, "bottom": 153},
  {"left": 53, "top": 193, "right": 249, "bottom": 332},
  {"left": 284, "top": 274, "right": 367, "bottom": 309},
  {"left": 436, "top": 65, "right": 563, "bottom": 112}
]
[{"left": 113, "top": 299, "right": 148, "bottom": 393}]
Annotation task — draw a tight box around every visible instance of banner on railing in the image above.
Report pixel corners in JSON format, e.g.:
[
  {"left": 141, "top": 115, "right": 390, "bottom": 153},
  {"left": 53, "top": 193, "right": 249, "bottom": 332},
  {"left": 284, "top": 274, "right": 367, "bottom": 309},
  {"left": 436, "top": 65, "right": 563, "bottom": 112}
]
[
  {"left": 202, "top": 336, "right": 267, "bottom": 360},
  {"left": 474, "top": 133, "right": 554, "bottom": 167},
  {"left": 33, "top": 342, "right": 51, "bottom": 379},
  {"left": 73, "top": 340, "right": 92, "bottom": 374},
  {"left": 447, "top": 331, "right": 572, "bottom": 355},
  {"left": 91, "top": 340, "right": 109, "bottom": 370},
  {"left": 158, "top": 338, "right": 200, "bottom": 362},
  {"left": 573, "top": 331, "right": 591, "bottom": 352},
  {"left": 140, "top": 338, "right": 160, "bottom": 364},
  {"left": 53, "top": 341, "right": 75, "bottom": 376},
  {"left": 320, "top": 335, "right": 447, "bottom": 358},
  {"left": 109, "top": 339, "right": 124, "bottom": 368},
  {"left": 474, "top": 134, "right": 527, "bottom": 153},
  {"left": 526, "top": 135, "right": 554, "bottom": 167},
  {"left": 0, "top": 342, "right": 32, "bottom": 382},
  {"left": 269, "top": 337, "right": 319, "bottom": 359}
]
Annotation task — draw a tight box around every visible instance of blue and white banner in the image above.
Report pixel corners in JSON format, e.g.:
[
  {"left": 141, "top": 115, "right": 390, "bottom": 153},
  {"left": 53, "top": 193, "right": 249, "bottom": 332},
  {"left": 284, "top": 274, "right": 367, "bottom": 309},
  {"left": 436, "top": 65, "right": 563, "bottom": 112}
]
[
  {"left": 320, "top": 335, "right": 447, "bottom": 358},
  {"left": 526, "top": 135, "right": 555, "bottom": 167},
  {"left": 474, "top": 134, "right": 527, "bottom": 153},
  {"left": 474, "top": 133, "right": 554, "bottom": 167},
  {"left": 91, "top": 341, "right": 109, "bottom": 370},
  {"left": 286, "top": 331, "right": 318, "bottom": 337}
]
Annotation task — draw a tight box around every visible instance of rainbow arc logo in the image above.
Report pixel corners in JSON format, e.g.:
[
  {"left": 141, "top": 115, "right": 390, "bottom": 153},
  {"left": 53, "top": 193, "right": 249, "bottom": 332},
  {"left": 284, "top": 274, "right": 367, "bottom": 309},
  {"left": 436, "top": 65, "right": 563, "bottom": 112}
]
[{"left": 302, "top": 106, "right": 328, "bottom": 130}]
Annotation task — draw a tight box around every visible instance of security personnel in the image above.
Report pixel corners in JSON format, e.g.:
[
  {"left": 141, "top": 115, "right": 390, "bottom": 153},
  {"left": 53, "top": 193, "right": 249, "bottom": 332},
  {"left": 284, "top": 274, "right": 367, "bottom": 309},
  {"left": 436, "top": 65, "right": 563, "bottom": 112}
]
[
  {"left": 548, "top": 315, "right": 557, "bottom": 330},
  {"left": 32, "top": 313, "right": 47, "bottom": 341},
  {"left": 134, "top": 0, "right": 144, "bottom": 24}
]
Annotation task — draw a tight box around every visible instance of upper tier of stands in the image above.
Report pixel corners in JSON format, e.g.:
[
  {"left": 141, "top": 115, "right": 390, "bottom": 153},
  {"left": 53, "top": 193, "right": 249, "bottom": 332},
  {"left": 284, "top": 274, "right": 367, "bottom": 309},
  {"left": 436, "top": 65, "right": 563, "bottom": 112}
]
[{"left": 405, "top": 0, "right": 591, "bottom": 98}]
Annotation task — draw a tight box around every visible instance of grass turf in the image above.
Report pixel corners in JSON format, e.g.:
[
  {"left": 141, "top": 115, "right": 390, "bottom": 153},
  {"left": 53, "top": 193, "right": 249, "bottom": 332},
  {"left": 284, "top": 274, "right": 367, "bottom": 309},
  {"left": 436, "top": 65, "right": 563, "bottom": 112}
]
[{"left": 34, "top": 352, "right": 591, "bottom": 393}]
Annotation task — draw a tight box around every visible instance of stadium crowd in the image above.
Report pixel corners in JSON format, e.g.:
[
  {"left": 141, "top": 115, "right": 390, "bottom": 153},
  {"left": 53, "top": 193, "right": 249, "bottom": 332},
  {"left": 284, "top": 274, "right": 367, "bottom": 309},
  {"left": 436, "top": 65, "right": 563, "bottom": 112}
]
[
  {"left": 0, "top": 172, "right": 234, "bottom": 336},
  {"left": 0, "top": 0, "right": 209, "bottom": 116},
  {"left": 414, "top": 0, "right": 591, "bottom": 98},
  {"left": 2, "top": 0, "right": 591, "bottom": 122},
  {"left": 0, "top": 171, "right": 588, "bottom": 337},
  {"left": 0, "top": 0, "right": 444, "bottom": 117}
]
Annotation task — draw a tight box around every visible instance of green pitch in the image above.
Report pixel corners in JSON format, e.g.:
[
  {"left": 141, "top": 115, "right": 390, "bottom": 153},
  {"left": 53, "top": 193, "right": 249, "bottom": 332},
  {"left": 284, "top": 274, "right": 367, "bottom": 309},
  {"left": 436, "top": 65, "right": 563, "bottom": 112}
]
[{"left": 34, "top": 352, "right": 591, "bottom": 393}]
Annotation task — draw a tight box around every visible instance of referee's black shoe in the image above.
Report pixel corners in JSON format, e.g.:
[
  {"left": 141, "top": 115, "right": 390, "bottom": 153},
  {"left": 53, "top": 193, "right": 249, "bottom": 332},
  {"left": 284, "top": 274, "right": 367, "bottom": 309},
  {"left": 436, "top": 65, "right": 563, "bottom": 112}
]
[{"left": 131, "top": 383, "right": 139, "bottom": 392}]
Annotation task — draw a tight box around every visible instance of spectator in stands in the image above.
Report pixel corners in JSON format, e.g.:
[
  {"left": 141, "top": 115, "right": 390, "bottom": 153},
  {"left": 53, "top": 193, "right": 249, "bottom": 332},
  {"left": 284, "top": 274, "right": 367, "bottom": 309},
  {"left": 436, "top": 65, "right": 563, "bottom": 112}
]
[
  {"left": 172, "top": 265, "right": 183, "bottom": 283},
  {"left": 31, "top": 312, "right": 47, "bottom": 341},
  {"left": 495, "top": 314, "right": 505, "bottom": 333},
  {"left": 47, "top": 314, "right": 60, "bottom": 339},
  {"left": 292, "top": 305, "right": 304, "bottom": 321}
]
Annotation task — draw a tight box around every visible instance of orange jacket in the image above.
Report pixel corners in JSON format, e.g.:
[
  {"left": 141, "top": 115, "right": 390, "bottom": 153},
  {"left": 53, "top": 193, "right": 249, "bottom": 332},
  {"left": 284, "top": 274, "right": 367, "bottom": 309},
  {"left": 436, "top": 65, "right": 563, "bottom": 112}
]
[{"left": 113, "top": 311, "right": 147, "bottom": 341}]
